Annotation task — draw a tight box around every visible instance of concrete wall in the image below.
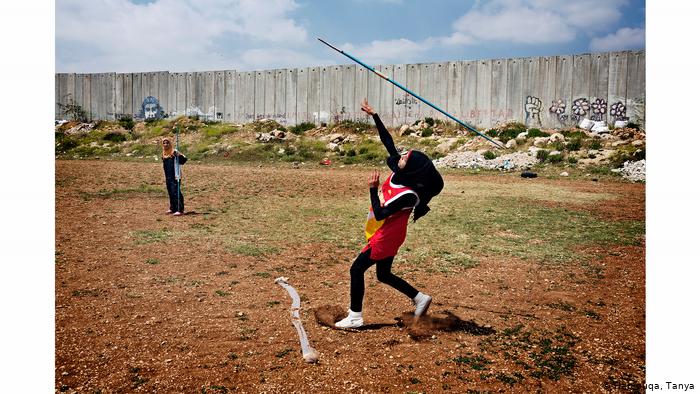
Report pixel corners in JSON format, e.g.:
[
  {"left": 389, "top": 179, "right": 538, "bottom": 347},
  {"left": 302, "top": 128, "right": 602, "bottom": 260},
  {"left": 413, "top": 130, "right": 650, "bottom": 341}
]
[{"left": 55, "top": 50, "right": 645, "bottom": 129}]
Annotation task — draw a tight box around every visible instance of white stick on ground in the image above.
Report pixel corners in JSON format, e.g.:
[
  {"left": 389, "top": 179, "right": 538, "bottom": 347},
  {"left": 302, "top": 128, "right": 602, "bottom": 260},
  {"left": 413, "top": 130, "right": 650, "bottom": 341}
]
[{"left": 274, "top": 277, "right": 319, "bottom": 363}]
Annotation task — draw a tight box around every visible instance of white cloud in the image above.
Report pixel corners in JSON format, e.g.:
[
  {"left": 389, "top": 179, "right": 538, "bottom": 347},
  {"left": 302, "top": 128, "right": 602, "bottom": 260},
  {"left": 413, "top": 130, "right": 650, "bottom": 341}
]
[
  {"left": 446, "top": 0, "right": 630, "bottom": 45},
  {"left": 452, "top": 4, "right": 576, "bottom": 44},
  {"left": 56, "top": 0, "right": 312, "bottom": 72},
  {"left": 339, "top": 38, "right": 433, "bottom": 65},
  {"left": 589, "top": 27, "right": 645, "bottom": 51},
  {"left": 237, "top": 48, "right": 334, "bottom": 70}
]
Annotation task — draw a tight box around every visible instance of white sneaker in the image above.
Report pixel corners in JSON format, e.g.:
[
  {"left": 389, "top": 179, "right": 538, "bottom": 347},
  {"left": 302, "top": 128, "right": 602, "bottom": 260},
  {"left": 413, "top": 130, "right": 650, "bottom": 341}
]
[
  {"left": 335, "top": 310, "right": 363, "bottom": 329},
  {"left": 413, "top": 292, "right": 432, "bottom": 316}
]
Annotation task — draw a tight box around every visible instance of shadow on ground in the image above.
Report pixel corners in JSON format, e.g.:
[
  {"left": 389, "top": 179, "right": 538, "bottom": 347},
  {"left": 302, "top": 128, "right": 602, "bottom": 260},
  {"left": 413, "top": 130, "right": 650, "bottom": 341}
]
[{"left": 313, "top": 305, "right": 495, "bottom": 339}]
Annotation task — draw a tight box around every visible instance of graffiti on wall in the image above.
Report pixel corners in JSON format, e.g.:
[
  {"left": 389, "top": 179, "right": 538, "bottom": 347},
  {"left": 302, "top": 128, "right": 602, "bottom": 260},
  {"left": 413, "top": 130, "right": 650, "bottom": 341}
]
[
  {"left": 169, "top": 106, "right": 223, "bottom": 121},
  {"left": 571, "top": 98, "right": 590, "bottom": 124},
  {"left": 140, "top": 96, "right": 164, "bottom": 120},
  {"left": 610, "top": 101, "right": 627, "bottom": 122},
  {"left": 524, "top": 96, "right": 622, "bottom": 126},
  {"left": 590, "top": 98, "right": 607, "bottom": 121},
  {"left": 525, "top": 96, "right": 543, "bottom": 126},
  {"left": 549, "top": 99, "right": 569, "bottom": 126}
]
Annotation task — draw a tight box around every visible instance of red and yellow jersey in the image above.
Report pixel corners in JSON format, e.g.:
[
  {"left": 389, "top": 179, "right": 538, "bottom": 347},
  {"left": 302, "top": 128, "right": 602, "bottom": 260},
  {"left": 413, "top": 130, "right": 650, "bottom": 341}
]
[{"left": 362, "top": 173, "right": 419, "bottom": 260}]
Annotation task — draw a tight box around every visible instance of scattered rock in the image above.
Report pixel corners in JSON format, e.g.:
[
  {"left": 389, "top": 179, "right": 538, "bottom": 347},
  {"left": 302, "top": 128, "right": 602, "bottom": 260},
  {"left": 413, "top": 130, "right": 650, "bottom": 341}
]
[
  {"left": 399, "top": 125, "right": 410, "bottom": 135},
  {"left": 560, "top": 171, "right": 569, "bottom": 177},
  {"left": 617, "top": 159, "right": 645, "bottom": 182},
  {"left": 434, "top": 151, "right": 537, "bottom": 170},
  {"left": 327, "top": 142, "right": 339, "bottom": 151},
  {"left": 516, "top": 132, "right": 528, "bottom": 143},
  {"left": 549, "top": 133, "right": 565, "bottom": 143},
  {"left": 631, "top": 140, "right": 644, "bottom": 147},
  {"left": 533, "top": 137, "right": 549, "bottom": 147},
  {"left": 65, "top": 123, "right": 94, "bottom": 135},
  {"left": 505, "top": 139, "right": 517, "bottom": 149},
  {"left": 435, "top": 138, "right": 458, "bottom": 154}
]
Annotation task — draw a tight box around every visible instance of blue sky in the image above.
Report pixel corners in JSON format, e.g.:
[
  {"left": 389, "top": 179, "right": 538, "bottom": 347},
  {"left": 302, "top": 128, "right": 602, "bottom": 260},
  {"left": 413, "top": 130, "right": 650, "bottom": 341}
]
[{"left": 56, "top": 0, "right": 645, "bottom": 73}]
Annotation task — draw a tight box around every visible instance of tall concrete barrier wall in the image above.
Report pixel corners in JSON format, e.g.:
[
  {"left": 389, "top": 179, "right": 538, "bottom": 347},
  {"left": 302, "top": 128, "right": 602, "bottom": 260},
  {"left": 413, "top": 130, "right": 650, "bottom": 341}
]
[{"left": 55, "top": 50, "right": 645, "bottom": 130}]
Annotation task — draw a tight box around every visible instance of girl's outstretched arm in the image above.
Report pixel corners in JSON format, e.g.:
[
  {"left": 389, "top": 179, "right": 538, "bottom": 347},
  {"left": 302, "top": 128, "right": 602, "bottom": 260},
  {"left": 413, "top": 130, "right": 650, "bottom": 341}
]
[{"left": 361, "top": 99, "right": 399, "bottom": 157}]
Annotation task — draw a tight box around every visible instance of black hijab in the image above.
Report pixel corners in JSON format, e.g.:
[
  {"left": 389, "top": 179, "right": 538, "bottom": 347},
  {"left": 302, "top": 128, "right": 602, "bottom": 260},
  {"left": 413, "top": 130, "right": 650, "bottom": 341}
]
[{"left": 387, "top": 150, "right": 444, "bottom": 221}]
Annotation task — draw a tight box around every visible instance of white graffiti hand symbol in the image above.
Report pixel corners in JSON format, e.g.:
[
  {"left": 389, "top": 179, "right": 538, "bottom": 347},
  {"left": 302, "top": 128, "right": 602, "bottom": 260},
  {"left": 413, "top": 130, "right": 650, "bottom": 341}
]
[{"left": 525, "top": 96, "right": 542, "bottom": 115}]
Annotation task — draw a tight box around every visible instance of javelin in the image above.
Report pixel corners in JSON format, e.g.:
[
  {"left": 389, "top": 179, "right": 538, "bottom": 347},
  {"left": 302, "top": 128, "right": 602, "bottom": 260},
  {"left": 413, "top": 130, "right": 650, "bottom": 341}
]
[{"left": 318, "top": 37, "right": 504, "bottom": 149}]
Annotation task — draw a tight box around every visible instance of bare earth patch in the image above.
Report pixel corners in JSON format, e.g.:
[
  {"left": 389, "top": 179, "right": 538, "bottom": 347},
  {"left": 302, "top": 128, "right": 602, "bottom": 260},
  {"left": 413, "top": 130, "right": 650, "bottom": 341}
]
[{"left": 56, "top": 160, "right": 645, "bottom": 392}]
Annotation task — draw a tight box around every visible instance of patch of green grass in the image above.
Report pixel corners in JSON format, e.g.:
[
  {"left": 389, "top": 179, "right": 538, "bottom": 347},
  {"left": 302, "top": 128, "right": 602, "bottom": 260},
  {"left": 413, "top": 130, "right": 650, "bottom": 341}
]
[
  {"left": 288, "top": 122, "right": 316, "bottom": 135},
  {"left": 103, "top": 131, "right": 128, "bottom": 142},
  {"left": 583, "top": 309, "right": 601, "bottom": 320},
  {"left": 266, "top": 301, "right": 280, "bottom": 307},
  {"left": 228, "top": 242, "right": 280, "bottom": 257},
  {"left": 252, "top": 119, "right": 286, "bottom": 133},
  {"left": 201, "top": 385, "right": 229, "bottom": 394},
  {"left": 536, "top": 149, "right": 550, "bottom": 162},
  {"left": 215, "top": 290, "right": 231, "bottom": 297},
  {"left": 440, "top": 251, "right": 479, "bottom": 268},
  {"left": 80, "top": 184, "right": 162, "bottom": 200},
  {"left": 202, "top": 124, "right": 239, "bottom": 138},
  {"left": 253, "top": 272, "right": 271, "bottom": 278},
  {"left": 72, "top": 289, "right": 101, "bottom": 297},
  {"left": 338, "top": 139, "right": 385, "bottom": 164},
  {"left": 334, "top": 119, "right": 372, "bottom": 132},
  {"left": 495, "top": 372, "right": 525, "bottom": 386},
  {"left": 527, "top": 128, "right": 548, "bottom": 138},
  {"left": 480, "top": 325, "right": 578, "bottom": 381},
  {"left": 145, "top": 258, "right": 159, "bottom": 265},
  {"left": 454, "top": 354, "right": 492, "bottom": 370},
  {"left": 132, "top": 229, "right": 171, "bottom": 244},
  {"left": 561, "top": 130, "right": 587, "bottom": 140},
  {"left": 281, "top": 138, "right": 327, "bottom": 162},
  {"left": 275, "top": 348, "right": 293, "bottom": 358},
  {"left": 483, "top": 150, "right": 496, "bottom": 160},
  {"left": 547, "top": 153, "right": 564, "bottom": 163},
  {"left": 403, "top": 180, "right": 643, "bottom": 266}
]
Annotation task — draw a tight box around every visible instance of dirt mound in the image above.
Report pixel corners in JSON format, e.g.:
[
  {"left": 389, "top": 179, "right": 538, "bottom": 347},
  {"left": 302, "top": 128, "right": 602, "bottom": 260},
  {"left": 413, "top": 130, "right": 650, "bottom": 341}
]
[
  {"left": 396, "top": 310, "right": 496, "bottom": 340},
  {"left": 313, "top": 305, "right": 347, "bottom": 327}
]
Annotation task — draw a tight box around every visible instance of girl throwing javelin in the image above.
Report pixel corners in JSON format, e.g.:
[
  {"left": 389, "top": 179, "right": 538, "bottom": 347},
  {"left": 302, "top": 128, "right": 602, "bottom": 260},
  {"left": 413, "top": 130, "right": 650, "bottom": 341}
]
[{"left": 336, "top": 99, "right": 444, "bottom": 329}]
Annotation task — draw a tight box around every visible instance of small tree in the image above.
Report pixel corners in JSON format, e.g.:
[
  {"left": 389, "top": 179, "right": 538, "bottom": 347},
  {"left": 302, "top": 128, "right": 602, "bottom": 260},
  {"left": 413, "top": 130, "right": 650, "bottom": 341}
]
[{"left": 58, "top": 96, "right": 89, "bottom": 122}]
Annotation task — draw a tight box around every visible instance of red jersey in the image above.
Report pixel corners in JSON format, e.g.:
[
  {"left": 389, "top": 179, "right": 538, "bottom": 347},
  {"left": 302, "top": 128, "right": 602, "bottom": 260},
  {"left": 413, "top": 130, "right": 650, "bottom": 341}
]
[{"left": 362, "top": 173, "right": 419, "bottom": 260}]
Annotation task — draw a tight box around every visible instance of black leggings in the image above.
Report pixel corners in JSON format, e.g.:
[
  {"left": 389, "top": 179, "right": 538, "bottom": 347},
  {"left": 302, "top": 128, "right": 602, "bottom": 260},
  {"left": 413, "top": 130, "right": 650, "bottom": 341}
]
[
  {"left": 166, "top": 178, "right": 184, "bottom": 212},
  {"left": 350, "top": 248, "right": 418, "bottom": 312}
]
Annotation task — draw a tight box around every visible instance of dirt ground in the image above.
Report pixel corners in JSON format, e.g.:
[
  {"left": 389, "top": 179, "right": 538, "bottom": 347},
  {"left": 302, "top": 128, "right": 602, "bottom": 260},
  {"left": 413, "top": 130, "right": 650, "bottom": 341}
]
[{"left": 55, "top": 160, "right": 645, "bottom": 393}]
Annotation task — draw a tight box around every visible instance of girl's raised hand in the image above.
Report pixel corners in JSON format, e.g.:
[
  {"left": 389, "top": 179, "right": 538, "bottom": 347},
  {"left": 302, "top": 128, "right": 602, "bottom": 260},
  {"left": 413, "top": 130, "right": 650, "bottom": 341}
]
[
  {"left": 368, "top": 170, "right": 380, "bottom": 188},
  {"left": 361, "top": 98, "right": 376, "bottom": 116}
]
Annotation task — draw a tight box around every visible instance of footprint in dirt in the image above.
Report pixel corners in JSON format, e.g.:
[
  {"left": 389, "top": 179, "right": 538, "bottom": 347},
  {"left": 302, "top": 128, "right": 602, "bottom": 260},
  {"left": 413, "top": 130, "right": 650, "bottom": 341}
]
[{"left": 314, "top": 305, "right": 495, "bottom": 339}]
